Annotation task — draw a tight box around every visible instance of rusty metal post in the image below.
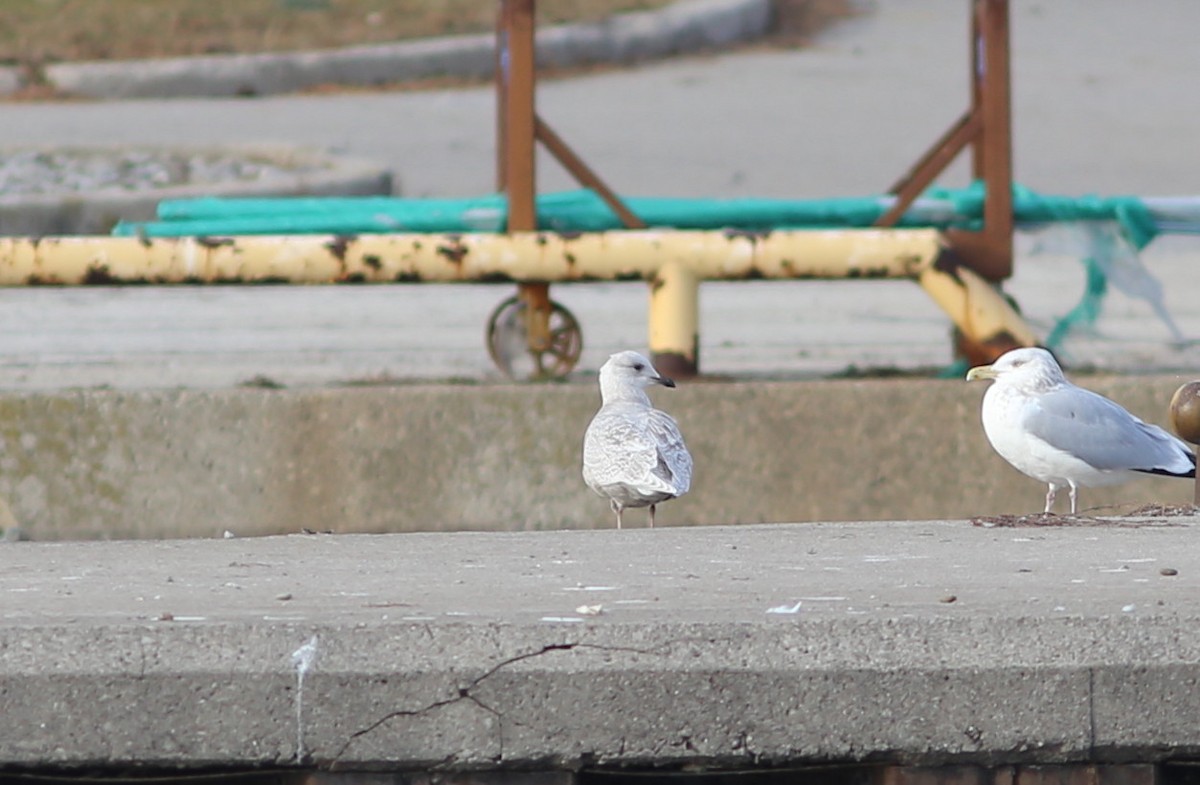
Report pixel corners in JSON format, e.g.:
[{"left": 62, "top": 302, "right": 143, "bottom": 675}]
[
  {"left": 648, "top": 260, "right": 699, "bottom": 378},
  {"left": 879, "top": 0, "right": 1014, "bottom": 286},
  {"left": 497, "top": 0, "right": 553, "bottom": 359},
  {"left": 498, "top": 0, "right": 536, "bottom": 231},
  {"left": 946, "top": 0, "right": 1013, "bottom": 281},
  {"left": 983, "top": 0, "right": 1014, "bottom": 267}
]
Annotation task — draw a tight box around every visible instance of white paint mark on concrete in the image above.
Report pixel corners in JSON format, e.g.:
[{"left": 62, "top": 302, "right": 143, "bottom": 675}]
[
  {"left": 767, "top": 601, "right": 803, "bottom": 614},
  {"left": 290, "top": 635, "right": 319, "bottom": 763}
]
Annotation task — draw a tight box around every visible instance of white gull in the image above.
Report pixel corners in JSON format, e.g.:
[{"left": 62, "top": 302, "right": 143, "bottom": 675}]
[
  {"left": 966, "top": 347, "right": 1195, "bottom": 514},
  {"left": 582, "top": 351, "right": 693, "bottom": 528}
]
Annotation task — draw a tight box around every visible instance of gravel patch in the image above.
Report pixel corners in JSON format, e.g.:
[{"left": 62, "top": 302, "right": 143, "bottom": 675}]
[{"left": 0, "top": 148, "right": 331, "bottom": 197}]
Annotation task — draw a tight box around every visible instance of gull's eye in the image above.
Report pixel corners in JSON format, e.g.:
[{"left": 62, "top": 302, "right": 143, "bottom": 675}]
[{"left": 632, "top": 363, "right": 645, "bottom": 372}]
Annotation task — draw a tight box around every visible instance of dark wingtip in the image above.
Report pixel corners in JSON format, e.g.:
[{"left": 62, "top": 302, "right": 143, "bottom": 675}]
[
  {"left": 1134, "top": 467, "right": 1196, "bottom": 479},
  {"left": 1134, "top": 449, "right": 1198, "bottom": 478}
]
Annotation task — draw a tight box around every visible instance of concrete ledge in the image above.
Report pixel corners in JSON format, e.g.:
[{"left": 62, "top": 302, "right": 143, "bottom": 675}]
[
  {"left": 39, "top": 0, "right": 772, "bottom": 100},
  {"left": 0, "top": 376, "right": 1193, "bottom": 541},
  {"left": 4, "top": 520, "right": 1200, "bottom": 770}
]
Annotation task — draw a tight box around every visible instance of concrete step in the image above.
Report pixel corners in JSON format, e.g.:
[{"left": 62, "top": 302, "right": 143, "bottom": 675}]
[{"left": 3, "top": 519, "right": 1199, "bottom": 770}]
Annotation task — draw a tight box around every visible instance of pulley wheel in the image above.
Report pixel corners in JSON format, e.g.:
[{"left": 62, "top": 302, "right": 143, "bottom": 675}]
[{"left": 486, "top": 294, "right": 583, "bottom": 380}]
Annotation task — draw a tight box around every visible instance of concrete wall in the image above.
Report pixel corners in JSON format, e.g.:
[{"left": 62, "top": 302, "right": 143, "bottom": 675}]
[{"left": 2, "top": 375, "right": 1194, "bottom": 541}]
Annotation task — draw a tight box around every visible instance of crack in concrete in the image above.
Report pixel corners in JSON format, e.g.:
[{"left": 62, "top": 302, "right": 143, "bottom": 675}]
[
  {"left": 331, "top": 642, "right": 579, "bottom": 763},
  {"left": 330, "top": 638, "right": 689, "bottom": 764},
  {"left": 461, "top": 689, "right": 506, "bottom": 763},
  {"left": 1087, "top": 666, "right": 1097, "bottom": 756}
]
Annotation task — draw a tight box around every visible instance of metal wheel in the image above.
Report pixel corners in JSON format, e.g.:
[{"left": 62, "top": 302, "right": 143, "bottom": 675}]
[{"left": 486, "top": 294, "right": 583, "bottom": 380}]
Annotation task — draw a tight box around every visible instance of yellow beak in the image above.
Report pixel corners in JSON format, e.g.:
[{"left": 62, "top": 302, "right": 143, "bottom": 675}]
[{"left": 966, "top": 365, "right": 998, "bottom": 382}]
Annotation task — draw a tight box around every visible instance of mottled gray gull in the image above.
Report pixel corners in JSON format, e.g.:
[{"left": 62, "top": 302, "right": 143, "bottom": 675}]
[
  {"left": 582, "top": 350, "right": 693, "bottom": 528},
  {"left": 966, "top": 347, "right": 1196, "bottom": 514}
]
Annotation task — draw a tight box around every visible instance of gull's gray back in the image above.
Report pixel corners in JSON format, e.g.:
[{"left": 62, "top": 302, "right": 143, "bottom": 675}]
[{"left": 1018, "top": 384, "right": 1192, "bottom": 473}]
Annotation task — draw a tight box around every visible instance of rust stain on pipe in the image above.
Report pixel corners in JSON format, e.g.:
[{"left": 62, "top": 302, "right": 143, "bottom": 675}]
[
  {"left": 0, "top": 228, "right": 1040, "bottom": 357},
  {"left": 0, "top": 229, "right": 944, "bottom": 286}
]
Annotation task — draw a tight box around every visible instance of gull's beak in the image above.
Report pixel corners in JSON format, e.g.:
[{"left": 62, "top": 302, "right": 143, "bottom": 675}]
[
  {"left": 657, "top": 374, "right": 676, "bottom": 388},
  {"left": 966, "top": 365, "right": 998, "bottom": 382}
]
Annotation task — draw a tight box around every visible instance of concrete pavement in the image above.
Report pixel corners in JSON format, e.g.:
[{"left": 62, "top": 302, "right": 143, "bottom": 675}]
[{"left": 5, "top": 519, "right": 1200, "bottom": 769}]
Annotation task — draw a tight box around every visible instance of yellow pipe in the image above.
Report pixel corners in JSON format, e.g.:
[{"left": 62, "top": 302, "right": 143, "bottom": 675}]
[
  {"left": 648, "top": 260, "right": 699, "bottom": 374},
  {"left": 917, "top": 261, "right": 1039, "bottom": 349},
  {"left": 0, "top": 230, "right": 1039, "bottom": 359},
  {"left": 0, "top": 229, "right": 942, "bottom": 285}
]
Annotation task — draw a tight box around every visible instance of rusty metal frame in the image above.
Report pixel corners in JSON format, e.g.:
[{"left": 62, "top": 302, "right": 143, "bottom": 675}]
[
  {"left": 875, "top": 0, "right": 1013, "bottom": 282},
  {"left": 495, "top": 0, "right": 644, "bottom": 232},
  {"left": 491, "top": 0, "right": 1023, "bottom": 376},
  {"left": 496, "top": 0, "right": 646, "bottom": 368}
]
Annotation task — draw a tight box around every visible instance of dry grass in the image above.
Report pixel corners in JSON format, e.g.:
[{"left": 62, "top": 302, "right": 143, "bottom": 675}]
[
  {"left": 0, "top": 0, "right": 858, "bottom": 68},
  {"left": 0, "top": 0, "right": 858, "bottom": 102},
  {"left": 0, "top": 0, "right": 675, "bottom": 65}
]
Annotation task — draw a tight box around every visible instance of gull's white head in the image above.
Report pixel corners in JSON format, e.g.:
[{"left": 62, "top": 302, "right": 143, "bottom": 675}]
[
  {"left": 598, "top": 350, "right": 675, "bottom": 402},
  {"left": 966, "top": 347, "right": 1066, "bottom": 391}
]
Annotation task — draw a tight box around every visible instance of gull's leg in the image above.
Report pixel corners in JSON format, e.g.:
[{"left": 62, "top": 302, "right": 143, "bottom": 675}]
[
  {"left": 1068, "top": 482, "right": 1078, "bottom": 515},
  {"left": 649, "top": 504, "right": 657, "bottom": 529},
  {"left": 611, "top": 499, "right": 623, "bottom": 530},
  {"left": 1044, "top": 484, "right": 1057, "bottom": 514}
]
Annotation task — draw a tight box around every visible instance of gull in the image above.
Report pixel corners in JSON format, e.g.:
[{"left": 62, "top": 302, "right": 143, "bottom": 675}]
[
  {"left": 582, "top": 351, "right": 693, "bottom": 528},
  {"left": 966, "top": 347, "right": 1196, "bottom": 514}
]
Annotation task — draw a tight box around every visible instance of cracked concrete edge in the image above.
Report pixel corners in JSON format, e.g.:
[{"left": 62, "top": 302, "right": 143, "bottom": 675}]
[
  {"left": 31, "top": 0, "right": 772, "bottom": 100},
  {"left": 0, "top": 143, "right": 394, "bottom": 235},
  {"left": 5, "top": 619, "right": 1200, "bottom": 769}
]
